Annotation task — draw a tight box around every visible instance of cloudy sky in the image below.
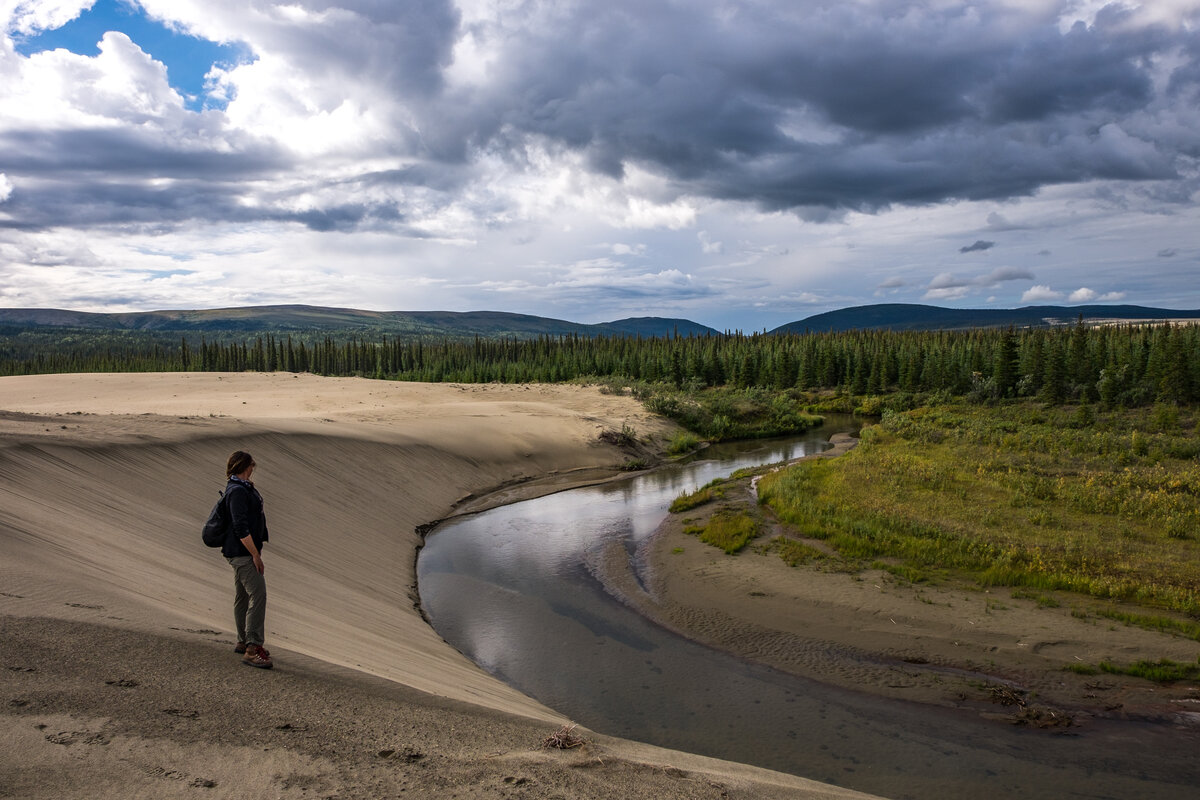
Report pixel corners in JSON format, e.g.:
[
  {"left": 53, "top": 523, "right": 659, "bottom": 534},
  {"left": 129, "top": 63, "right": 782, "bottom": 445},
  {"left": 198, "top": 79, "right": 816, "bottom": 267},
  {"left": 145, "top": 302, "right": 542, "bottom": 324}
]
[{"left": 1, "top": 0, "right": 1198, "bottom": 330}]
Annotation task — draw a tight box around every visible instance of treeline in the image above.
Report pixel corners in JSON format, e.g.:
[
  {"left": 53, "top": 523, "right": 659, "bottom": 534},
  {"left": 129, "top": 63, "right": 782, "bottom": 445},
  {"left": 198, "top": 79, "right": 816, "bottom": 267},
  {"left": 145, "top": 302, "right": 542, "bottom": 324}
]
[
  {"left": 0, "top": 328, "right": 188, "bottom": 374},
  {"left": 2, "top": 322, "right": 1198, "bottom": 407}
]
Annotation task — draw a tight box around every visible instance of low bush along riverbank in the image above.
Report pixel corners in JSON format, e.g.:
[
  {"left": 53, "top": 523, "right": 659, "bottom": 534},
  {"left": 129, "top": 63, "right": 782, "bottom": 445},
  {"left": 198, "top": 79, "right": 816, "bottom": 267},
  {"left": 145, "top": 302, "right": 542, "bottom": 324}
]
[{"left": 672, "top": 400, "right": 1200, "bottom": 679}]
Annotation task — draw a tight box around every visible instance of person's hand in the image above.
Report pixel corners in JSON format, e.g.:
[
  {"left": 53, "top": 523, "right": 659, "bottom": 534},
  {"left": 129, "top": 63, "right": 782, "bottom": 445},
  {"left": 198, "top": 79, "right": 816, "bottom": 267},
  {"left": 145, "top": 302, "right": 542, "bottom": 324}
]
[{"left": 253, "top": 553, "right": 265, "bottom": 575}]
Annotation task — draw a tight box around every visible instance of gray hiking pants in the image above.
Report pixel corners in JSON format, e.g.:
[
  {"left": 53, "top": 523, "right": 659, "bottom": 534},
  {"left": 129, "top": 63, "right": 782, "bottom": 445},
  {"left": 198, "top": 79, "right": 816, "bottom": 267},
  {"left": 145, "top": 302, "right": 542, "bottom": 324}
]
[{"left": 227, "top": 556, "right": 267, "bottom": 647}]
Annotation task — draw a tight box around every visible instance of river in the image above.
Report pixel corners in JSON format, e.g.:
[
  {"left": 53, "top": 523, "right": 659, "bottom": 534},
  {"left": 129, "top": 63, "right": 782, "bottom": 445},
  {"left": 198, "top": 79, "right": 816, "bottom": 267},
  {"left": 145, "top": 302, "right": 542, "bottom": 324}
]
[{"left": 417, "top": 419, "right": 1198, "bottom": 800}]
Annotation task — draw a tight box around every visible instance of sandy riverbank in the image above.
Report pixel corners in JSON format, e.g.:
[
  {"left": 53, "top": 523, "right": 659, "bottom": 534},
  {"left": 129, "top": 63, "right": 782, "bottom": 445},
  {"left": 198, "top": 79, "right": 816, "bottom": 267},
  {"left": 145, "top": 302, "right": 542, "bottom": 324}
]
[
  {"left": 0, "top": 372, "right": 876, "bottom": 800},
  {"left": 625, "top": 434, "right": 1200, "bottom": 731}
]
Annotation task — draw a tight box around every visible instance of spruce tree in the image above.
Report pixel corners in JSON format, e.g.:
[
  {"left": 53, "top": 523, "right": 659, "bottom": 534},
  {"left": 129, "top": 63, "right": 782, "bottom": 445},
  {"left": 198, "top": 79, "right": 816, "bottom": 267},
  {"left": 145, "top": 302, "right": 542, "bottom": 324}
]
[{"left": 993, "top": 327, "right": 1019, "bottom": 398}]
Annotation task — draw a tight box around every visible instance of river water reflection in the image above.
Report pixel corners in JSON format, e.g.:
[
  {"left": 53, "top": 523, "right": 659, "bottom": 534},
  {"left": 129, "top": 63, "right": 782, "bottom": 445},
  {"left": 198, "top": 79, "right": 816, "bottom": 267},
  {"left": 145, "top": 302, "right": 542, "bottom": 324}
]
[{"left": 417, "top": 420, "right": 1197, "bottom": 800}]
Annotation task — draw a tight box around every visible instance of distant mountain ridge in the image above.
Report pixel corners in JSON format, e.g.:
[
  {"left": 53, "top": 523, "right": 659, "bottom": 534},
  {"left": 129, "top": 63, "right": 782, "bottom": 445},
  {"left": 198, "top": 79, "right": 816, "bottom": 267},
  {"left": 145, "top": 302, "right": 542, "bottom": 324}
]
[
  {"left": 4, "top": 303, "right": 1198, "bottom": 339},
  {"left": 771, "top": 303, "right": 1200, "bottom": 333},
  {"left": 0, "top": 305, "right": 720, "bottom": 339}
]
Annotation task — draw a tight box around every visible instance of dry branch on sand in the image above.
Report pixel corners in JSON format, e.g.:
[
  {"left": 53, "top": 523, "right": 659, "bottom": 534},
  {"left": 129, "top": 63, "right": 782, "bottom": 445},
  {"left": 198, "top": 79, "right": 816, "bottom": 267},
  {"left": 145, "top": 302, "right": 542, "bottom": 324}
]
[
  {"left": 597, "top": 426, "right": 638, "bottom": 448},
  {"left": 541, "top": 723, "right": 585, "bottom": 750}
]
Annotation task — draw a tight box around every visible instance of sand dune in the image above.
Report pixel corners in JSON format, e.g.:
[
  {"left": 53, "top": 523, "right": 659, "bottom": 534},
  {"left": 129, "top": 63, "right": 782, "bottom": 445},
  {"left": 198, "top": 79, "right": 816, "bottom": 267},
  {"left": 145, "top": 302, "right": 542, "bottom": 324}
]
[{"left": 0, "top": 373, "right": 873, "bottom": 799}]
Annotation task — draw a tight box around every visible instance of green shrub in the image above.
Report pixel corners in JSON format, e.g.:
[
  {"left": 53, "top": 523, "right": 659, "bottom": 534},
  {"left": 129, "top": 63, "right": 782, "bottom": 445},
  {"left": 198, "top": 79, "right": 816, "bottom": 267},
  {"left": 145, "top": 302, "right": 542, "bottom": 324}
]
[
  {"left": 1151, "top": 402, "right": 1180, "bottom": 432},
  {"left": 1064, "top": 663, "right": 1099, "bottom": 676},
  {"left": 670, "top": 481, "right": 726, "bottom": 512},
  {"left": 771, "top": 537, "right": 826, "bottom": 567},
  {"left": 1094, "top": 608, "right": 1200, "bottom": 641},
  {"left": 667, "top": 431, "right": 701, "bottom": 455},
  {"left": 691, "top": 511, "right": 759, "bottom": 554},
  {"left": 1099, "top": 658, "right": 1200, "bottom": 683}
]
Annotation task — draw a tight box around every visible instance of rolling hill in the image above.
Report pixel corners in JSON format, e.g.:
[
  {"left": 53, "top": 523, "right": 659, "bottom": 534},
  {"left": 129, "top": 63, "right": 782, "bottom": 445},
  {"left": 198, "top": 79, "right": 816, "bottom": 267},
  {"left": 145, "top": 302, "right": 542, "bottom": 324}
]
[
  {"left": 0, "top": 305, "right": 720, "bottom": 339},
  {"left": 770, "top": 303, "right": 1200, "bottom": 333},
  {"left": 5, "top": 303, "right": 1198, "bottom": 340}
]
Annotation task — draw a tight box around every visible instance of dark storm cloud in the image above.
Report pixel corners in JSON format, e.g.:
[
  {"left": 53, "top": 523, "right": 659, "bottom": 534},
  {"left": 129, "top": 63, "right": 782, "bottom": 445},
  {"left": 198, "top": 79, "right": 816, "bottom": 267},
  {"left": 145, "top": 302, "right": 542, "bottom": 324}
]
[
  {"left": 247, "top": 0, "right": 461, "bottom": 99},
  {"left": 0, "top": 128, "right": 290, "bottom": 181},
  {"left": 0, "top": 177, "right": 257, "bottom": 231},
  {"left": 0, "top": 174, "right": 421, "bottom": 234},
  {"left": 3, "top": 1, "right": 1198, "bottom": 235},
  {"left": 960, "top": 240, "right": 995, "bottom": 253},
  {"left": 441, "top": 1, "right": 1196, "bottom": 212},
  {"left": 975, "top": 14, "right": 1160, "bottom": 123},
  {"left": 0, "top": 120, "right": 445, "bottom": 233}
]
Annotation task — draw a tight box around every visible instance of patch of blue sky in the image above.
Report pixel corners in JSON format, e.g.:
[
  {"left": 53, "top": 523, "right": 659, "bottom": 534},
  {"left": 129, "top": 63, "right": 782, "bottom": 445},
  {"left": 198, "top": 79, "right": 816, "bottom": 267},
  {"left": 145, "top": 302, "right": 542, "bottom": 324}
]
[
  {"left": 12, "top": 0, "right": 252, "bottom": 111},
  {"left": 142, "top": 269, "right": 197, "bottom": 278},
  {"left": 133, "top": 247, "right": 196, "bottom": 264}
]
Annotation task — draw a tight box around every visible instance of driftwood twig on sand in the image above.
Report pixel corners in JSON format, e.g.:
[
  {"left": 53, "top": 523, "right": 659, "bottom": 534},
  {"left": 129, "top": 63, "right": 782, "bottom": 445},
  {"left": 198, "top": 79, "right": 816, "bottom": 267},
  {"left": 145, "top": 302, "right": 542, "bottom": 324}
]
[{"left": 541, "top": 723, "right": 585, "bottom": 750}]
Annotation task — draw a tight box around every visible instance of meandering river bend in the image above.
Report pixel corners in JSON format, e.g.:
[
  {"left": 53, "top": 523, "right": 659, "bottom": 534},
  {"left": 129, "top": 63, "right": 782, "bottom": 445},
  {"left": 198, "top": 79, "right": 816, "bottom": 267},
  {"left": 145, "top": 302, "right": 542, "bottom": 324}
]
[{"left": 418, "top": 420, "right": 1198, "bottom": 800}]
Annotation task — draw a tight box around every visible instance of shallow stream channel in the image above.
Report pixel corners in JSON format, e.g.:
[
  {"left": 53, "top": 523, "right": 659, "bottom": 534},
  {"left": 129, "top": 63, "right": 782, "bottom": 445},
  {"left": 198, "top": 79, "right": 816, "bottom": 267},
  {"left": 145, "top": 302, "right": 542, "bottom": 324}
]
[{"left": 417, "top": 419, "right": 1197, "bottom": 800}]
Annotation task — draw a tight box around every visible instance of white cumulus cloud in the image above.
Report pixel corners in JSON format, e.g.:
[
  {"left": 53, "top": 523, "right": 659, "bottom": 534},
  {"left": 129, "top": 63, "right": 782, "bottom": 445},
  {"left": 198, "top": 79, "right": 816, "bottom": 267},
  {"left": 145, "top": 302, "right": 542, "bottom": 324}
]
[
  {"left": 1021, "top": 284, "right": 1064, "bottom": 303},
  {"left": 1068, "top": 287, "right": 1128, "bottom": 303},
  {"left": 3, "top": 0, "right": 92, "bottom": 35},
  {"left": 924, "top": 286, "right": 971, "bottom": 301},
  {"left": 922, "top": 266, "right": 1035, "bottom": 300}
]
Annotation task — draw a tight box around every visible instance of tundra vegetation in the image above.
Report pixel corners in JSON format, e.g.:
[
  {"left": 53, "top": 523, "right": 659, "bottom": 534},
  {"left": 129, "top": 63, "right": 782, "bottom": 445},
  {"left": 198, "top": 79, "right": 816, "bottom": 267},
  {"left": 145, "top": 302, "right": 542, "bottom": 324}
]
[
  {"left": 674, "top": 399, "right": 1200, "bottom": 682},
  {"left": 754, "top": 402, "right": 1199, "bottom": 617}
]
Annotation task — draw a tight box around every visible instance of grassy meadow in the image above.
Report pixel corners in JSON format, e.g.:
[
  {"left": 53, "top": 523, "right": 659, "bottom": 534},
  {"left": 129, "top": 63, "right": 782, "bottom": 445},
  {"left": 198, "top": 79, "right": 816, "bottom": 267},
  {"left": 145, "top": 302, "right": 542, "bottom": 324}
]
[{"left": 752, "top": 402, "right": 1200, "bottom": 621}]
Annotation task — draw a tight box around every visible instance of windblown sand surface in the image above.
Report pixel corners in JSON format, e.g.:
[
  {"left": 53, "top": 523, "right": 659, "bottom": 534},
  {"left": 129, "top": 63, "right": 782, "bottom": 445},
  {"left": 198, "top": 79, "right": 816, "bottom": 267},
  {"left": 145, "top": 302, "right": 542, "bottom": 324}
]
[{"left": 0, "top": 372, "right": 875, "bottom": 800}]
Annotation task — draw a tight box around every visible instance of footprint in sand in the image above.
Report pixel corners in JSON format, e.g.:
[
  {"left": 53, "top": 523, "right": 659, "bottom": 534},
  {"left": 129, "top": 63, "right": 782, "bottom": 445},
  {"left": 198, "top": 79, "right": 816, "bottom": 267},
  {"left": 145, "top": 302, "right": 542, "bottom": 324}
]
[
  {"left": 377, "top": 746, "right": 425, "bottom": 763},
  {"left": 139, "top": 765, "right": 218, "bottom": 788},
  {"left": 162, "top": 708, "right": 200, "bottom": 719},
  {"left": 45, "top": 730, "right": 110, "bottom": 746}
]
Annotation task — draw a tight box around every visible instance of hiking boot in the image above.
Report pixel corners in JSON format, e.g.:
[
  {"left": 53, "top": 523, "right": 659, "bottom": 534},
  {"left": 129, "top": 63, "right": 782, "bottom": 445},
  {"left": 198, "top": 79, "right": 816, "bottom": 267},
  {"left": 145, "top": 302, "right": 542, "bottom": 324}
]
[
  {"left": 242, "top": 644, "right": 273, "bottom": 669},
  {"left": 234, "top": 641, "right": 247, "bottom": 654}
]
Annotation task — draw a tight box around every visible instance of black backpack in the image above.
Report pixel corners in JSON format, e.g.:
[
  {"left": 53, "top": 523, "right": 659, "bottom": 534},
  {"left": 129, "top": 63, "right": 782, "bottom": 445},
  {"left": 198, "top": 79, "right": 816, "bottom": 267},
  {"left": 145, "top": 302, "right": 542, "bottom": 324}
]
[{"left": 201, "top": 486, "right": 234, "bottom": 548}]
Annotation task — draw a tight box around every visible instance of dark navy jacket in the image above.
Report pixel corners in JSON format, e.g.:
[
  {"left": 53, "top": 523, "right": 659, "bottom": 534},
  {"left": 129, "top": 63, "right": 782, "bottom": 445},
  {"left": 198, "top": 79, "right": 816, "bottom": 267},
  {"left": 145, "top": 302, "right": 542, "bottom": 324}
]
[{"left": 221, "top": 476, "right": 269, "bottom": 558}]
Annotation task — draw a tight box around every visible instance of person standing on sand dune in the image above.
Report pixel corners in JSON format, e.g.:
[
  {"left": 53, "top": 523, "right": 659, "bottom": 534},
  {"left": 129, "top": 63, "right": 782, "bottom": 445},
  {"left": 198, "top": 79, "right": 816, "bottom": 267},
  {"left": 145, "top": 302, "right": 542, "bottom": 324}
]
[{"left": 222, "top": 450, "right": 273, "bottom": 669}]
